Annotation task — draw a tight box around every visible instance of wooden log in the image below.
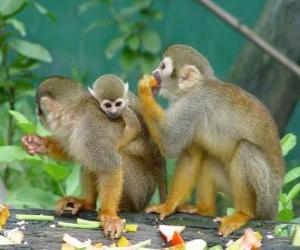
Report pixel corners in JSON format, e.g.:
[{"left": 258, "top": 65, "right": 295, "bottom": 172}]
[{"left": 0, "top": 209, "right": 298, "bottom": 249}]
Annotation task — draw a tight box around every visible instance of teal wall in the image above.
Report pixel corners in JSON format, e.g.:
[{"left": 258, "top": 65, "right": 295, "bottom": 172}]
[{"left": 19, "top": 0, "right": 300, "bottom": 165}]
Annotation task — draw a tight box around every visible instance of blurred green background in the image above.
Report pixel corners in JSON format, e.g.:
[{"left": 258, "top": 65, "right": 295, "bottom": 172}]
[{"left": 0, "top": 0, "right": 299, "bottom": 221}]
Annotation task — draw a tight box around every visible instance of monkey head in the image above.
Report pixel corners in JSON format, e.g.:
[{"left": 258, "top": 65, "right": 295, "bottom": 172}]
[
  {"left": 152, "top": 44, "right": 215, "bottom": 100},
  {"left": 36, "top": 76, "right": 85, "bottom": 130},
  {"left": 89, "top": 74, "right": 129, "bottom": 120}
]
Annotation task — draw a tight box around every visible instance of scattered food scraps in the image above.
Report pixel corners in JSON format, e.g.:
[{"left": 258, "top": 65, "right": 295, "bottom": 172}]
[
  {"left": 62, "top": 233, "right": 92, "bottom": 249},
  {"left": 16, "top": 214, "right": 54, "bottom": 221},
  {"left": 225, "top": 228, "right": 262, "bottom": 250},
  {"left": 159, "top": 225, "right": 185, "bottom": 242},
  {"left": 0, "top": 205, "right": 10, "bottom": 229},
  {"left": 117, "top": 236, "right": 131, "bottom": 247},
  {"left": 292, "top": 226, "right": 300, "bottom": 246},
  {"left": 170, "top": 231, "right": 184, "bottom": 246},
  {"left": 125, "top": 224, "right": 138, "bottom": 232},
  {"left": 6, "top": 228, "right": 24, "bottom": 244},
  {"left": 185, "top": 239, "right": 207, "bottom": 250}
]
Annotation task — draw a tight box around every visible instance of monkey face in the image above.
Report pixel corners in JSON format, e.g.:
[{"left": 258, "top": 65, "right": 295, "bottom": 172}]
[
  {"left": 100, "top": 98, "right": 126, "bottom": 120},
  {"left": 152, "top": 56, "right": 179, "bottom": 98}
]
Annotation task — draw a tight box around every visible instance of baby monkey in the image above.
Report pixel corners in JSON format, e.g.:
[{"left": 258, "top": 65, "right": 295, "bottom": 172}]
[{"left": 89, "top": 74, "right": 141, "bottom": 150}]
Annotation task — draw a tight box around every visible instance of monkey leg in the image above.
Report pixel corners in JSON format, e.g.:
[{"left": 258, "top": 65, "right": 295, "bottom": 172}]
[
  {"left": 116, "top": 126, "right": 137, "bottom": 150},
  {"left": 145, "top": 147, "right": 200, "bottom": 220},
  {"left": 195, "top": 156, "right": 217, "bottom": 216},
  {"left": 56, "top": 168, "right": 97, "bottom": 214},
  {"left": 98, "top": 167, "right": 124, "bottom": 239},
  {"left": 217, "top": 141, "right": 256, "bottom": 237}
]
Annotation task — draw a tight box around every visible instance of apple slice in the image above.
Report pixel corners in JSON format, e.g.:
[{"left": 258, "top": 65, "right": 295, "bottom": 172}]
[
  {"left": 171, "top": 231, "right": 185, "bottom": 246},
  {"left": 159, "top": 225, "right": 185, "bottom": 242},
  {"left": 185, "top": 239, "right": 207, "bottom": 250}
]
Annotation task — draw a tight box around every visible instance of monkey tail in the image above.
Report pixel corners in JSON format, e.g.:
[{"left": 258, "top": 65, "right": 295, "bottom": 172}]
[{"left": 247, "top": 159, "right": 282, "bottom": 219}]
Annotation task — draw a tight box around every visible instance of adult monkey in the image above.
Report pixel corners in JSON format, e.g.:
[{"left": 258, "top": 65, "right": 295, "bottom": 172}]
[
  {"left": 22, "top": 76, "right": 167, "bottom": 239},
  {"left": 138, "top": 44, "right": 284, "bottom": 236}
]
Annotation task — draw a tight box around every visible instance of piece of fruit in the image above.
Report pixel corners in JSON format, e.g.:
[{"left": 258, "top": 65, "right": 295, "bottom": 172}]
[
  {"left": 117, "top": 236, "right": 131, "bottom": 247},
  {"left": 149, "top": 76, "right": 158, "bottom": 88},
  {"left": 185, "top": 239, "right": 207, "bottom": 250},
  {"left": 159, "top": 225, "right": 186, "bottom": 242},
  {"left": 125, "top": 224, "right": 138, "bottom": 232},
  {"left": 0, "top": 205, "right": 10, "bottom": 229},
  {"left": 171, "top": 231, "right": 184, "bottom": 246}
]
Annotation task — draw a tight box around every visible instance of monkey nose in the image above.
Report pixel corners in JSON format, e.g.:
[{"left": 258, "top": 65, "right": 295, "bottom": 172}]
[
  {"left": 107, "top": 112, "right": 120, "bottom": 120},
  {"left": 153, "top": 71, "right": 161, "bottom": 84}
]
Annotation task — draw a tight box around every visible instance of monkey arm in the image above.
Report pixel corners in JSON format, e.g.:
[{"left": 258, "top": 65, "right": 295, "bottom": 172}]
[
  {"left": 138, "top": 77, "right": 167, "bottom": 155},
  {"left": 116, "top": 107, "right": 142, "bottom": 150},
  {"left": 43, "top": 136, "right": 70, "bottom": 161}
]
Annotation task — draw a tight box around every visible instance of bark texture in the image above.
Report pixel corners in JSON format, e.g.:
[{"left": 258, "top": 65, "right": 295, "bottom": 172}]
[{"left": 229, "top": 0, "right": 300, "bottom": 134}]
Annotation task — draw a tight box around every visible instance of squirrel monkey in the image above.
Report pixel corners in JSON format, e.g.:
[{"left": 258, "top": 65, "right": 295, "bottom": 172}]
[
  {"left": 138, "top": 44, "right": 284, "bottom": 236},
  {"left": 88, "top": 74, "right": 141, "bottom": 150},
  {"left": 22, "top": 76, "right": 167, "bottom": 239}
]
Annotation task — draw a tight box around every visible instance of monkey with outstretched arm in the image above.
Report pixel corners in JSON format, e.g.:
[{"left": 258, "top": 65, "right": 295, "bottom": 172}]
[
  {"left": 138, "top": 44, "right": 284, "bottom": 236},
  {"left": 23, "top": 76, "right": 167, "bottom": 239}
]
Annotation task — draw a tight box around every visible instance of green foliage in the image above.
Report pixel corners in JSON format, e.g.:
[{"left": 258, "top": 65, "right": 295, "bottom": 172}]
[
  {"left": 278, "top": 133, "right": 300, "bottom": 222},
  {"left": 80, "top": 0, "right": 162, "bottom": 77}
]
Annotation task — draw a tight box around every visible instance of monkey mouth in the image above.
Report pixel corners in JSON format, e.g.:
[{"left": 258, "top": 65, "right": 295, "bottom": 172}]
[
  {"left": 107, "top": 112, "right": 120, "bottom": 120},
  {"left": 152, "top": 72, "right": 162, "bottom": 96}
]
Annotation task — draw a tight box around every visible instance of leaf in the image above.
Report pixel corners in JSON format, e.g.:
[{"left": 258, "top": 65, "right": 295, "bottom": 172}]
[
  {"left": 133, "top": 0, "right": 152, "bottom": 9},
  {"left": 9, "top": 110, "right": 37, "bottom": 133},
  {"left": 127, "top": 35, "right": 140, "bottom": 51},
  {"left": 31, "top": 1, "right": 56, "bottom": 21},
  {"left": 0, "top": 0, "right": 25, "bottom": 17},
  {"left": 9, "top": 39, "right": 52, "bottom": 63},
  {"left": 287, "top": 183, "right": 300, "bottom": 203},
  {"left": 36, "top": 122, "right": 51, "bottom": 136},
  {"left": 6, "top": 187, "right": 59, "bottom": 209},
  {"left": 65, "top": 165, "right": 81, "bottom": 196},
  {"left": 0, "top": 146, "right": 37, "bottom": 163},
  {"left": 105, "top": 37, "right": 125, "bottom": 59},
  {"left": 6, "top": 18, "right": 26, "bottom": 36},
  {"left": 78, "top": 0, "right": 98, "bottom": 14},
  {"left": 141, "top": 30, "right": 161, "bottom": 53},
  {"left": 9, "top": 110, "right": 30, "bottom": 124},
  {"left": 44, "top": 163, "right": 69, "bottom": 182},
  {"left": 281, "top": 133, "right": 296, "bottom": 156},
  {"left": 139, "top": 53, "right": 160, "bottom": 73},
  {"left": 120, "top": 48, "right": 138, "bottom": 71},
  {"left": 0, "top": 50, "right": 2, "bottom": 65},
  {"left": 284, "top": 167, "right": 300, "bottom": 185},
  {"left": 277, "top": 209, "right": 295, "bottom": 222}
]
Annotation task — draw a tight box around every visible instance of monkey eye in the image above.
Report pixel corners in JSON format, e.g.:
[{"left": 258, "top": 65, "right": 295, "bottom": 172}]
[
  {"left": 104, "top": 102, "right": 112, "bottom": 108},
  {"left": 161, "top": 62, "right": 166, "bottom": 70},
  {"left": 115, "top": 101, "right": 123, "bottom": 107}
]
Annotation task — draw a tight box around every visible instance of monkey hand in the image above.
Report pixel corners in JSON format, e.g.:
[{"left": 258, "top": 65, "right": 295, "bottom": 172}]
[
  {"left": 99, "top": 212, "right": 124, "bottom": 239},
  {"left": 214, "top": 213, "right": 250, "bottom": 237},
  {"left": 56, "top": 196, "right": 88, "bottom": 215},
  {"left": 22, "top": 135, "right": 47, "bottom": 155},
  {"left": 138, "top": 75, "right": 154, "bottom": 97},
  {"left": 145, "top": 202, "right": 176, "bottom": 220}
]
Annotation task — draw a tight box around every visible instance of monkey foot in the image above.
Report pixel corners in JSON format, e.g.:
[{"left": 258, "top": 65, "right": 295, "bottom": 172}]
[
  {"left": 176, "top": 204, "right": 198, "bottom": 214},
  {"left": 214, "top": 213, "right": 251, "bottom": 237},
  {"left": 177, "top": 204, "right": 216, "bottom": 216},
  {"left": 145, "top": 203, "right": 175, "bottom": 220},
  {"left": 99, "top": 213, "right": 124, "bottom": 239},
  {"left": 22, "top": 135, "right": 47, "bottom": 155},
  {"left": 56, "top": 196, "right": 88, "bottom": 215}
]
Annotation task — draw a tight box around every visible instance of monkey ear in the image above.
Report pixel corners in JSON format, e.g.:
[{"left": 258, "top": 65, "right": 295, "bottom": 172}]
[
  {"left": 178, "top": 65, "right": 203, "bottom": 91},
  {"left": 123, "top": 82, "right": 129, "bottom": 100},
  {"left": 40, "top": 96, "right": 55, "bottom": 114},
  {"left": 88, "top": 87, "right": 96, "bottom": 97}
]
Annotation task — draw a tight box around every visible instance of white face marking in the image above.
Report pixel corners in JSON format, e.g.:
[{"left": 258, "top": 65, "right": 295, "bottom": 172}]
[
  {"left": 160, "top": 56, "right": 173, "bottom": 78},
  {"left": 100, "top": 98, "right": 126, "bottom": 119}
]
